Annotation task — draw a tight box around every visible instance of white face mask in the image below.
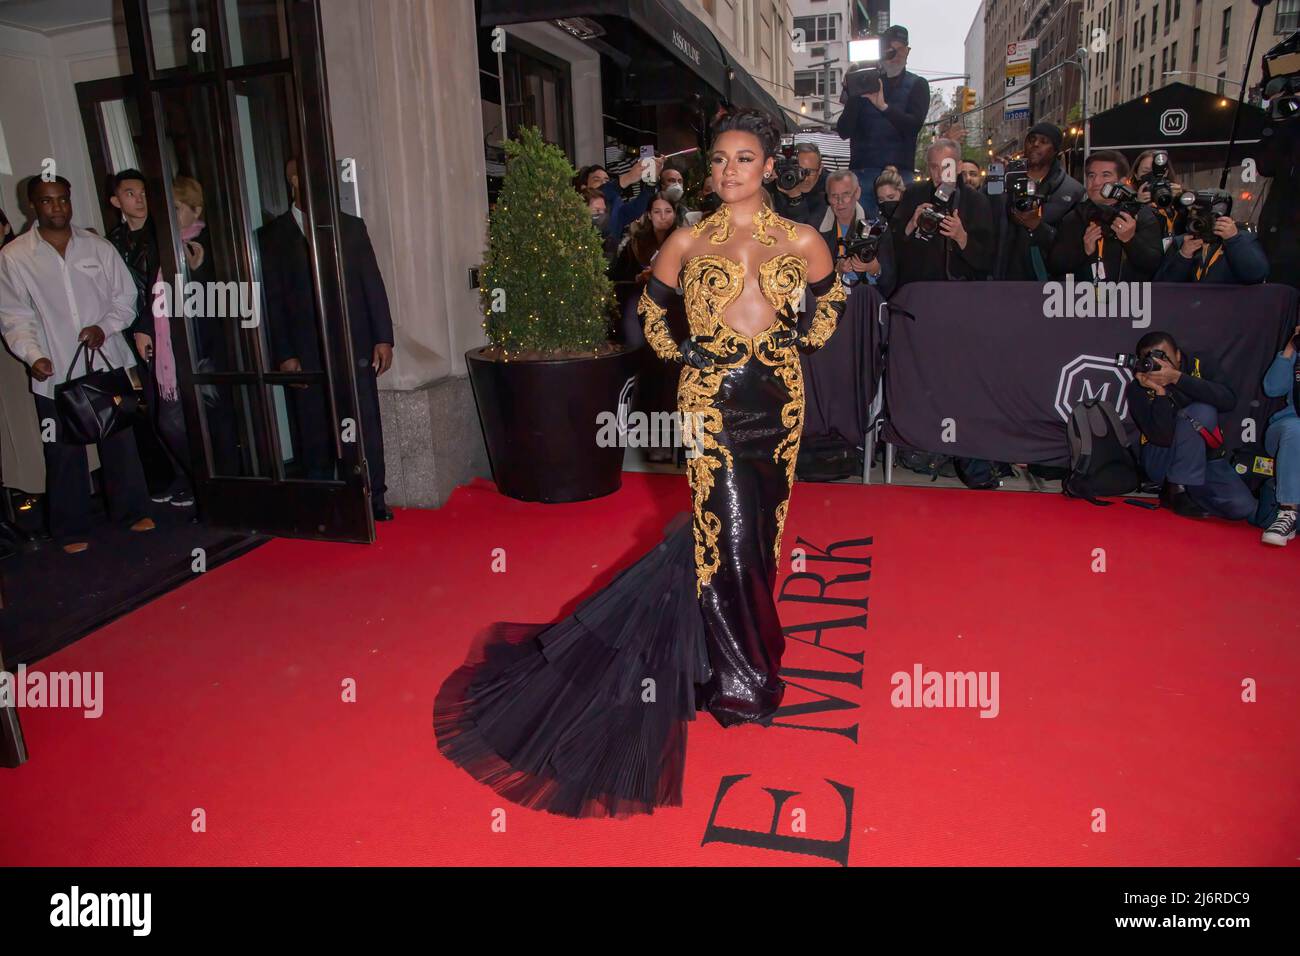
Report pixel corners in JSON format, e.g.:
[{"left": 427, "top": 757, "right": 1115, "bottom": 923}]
[{"left": 662, "top": 182, "right": 685, "bottom": 202}]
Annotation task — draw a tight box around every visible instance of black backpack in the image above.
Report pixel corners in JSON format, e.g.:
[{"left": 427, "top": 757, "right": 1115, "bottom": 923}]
[{"left": 1062, "top": 399, "right": 1140, "bottom": 505}]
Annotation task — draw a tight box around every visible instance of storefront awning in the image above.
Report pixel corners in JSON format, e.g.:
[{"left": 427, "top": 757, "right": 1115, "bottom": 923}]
[
  {"left": 480, "top": 0, "right": 795, "bottom": 132},
  {"left": 1089, "top": 82, "right": 1266, "bottom": 164}
]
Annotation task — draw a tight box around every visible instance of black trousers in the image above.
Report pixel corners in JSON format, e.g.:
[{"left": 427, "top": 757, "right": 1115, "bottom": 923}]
[
  {"left": 285, "top": 364, "right": 386, "bottom": 508},
  {"left": 34, "top": 394, "right": 151, "bottom": 541}
]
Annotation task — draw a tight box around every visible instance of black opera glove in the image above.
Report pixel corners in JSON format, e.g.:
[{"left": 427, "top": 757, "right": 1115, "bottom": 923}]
[
  {"left": 798, "top": 271, "right": 848, "bottom": 352},
  {"left": 637, "top": 275, "right": 685, "bottom": 363},
  {"left": 638, "top": 275, "right": 725, "bottom": 368}
]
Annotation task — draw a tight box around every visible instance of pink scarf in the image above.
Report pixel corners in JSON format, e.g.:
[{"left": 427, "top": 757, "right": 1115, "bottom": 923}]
[{"left": 149, "top": 220, "right": 204, "bottom": 401}]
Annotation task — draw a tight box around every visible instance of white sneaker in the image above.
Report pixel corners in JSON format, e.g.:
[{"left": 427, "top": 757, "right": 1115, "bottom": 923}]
[{"left": 1262, "top": 508, "right": 1297, "bottom": 547}]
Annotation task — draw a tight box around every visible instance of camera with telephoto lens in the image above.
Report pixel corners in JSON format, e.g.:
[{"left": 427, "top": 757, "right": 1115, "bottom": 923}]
[
  {"left": 915, "top": 182, "right": 956, "bottom": 242},
  {"left": 842, "top": 218, "right": 887, "bottom": 263},
  {"left": 1115, "top": 347, "right": 1170, "bottom": 374},
  {"left": 1004, "top": 159, "right": 1042, "bottom": 212},
  {"left": 1180, "top": 188, "right": 1233, "bottom": 242},
  {"left": 1089, "top": 181, "right": 1142, "bottom": 234},
  {"left": 1143, "top": 151, "right": 1176, "bottom": 210},
  {"left": 773, "top": 139, "right": 810, "bottom": 192}
]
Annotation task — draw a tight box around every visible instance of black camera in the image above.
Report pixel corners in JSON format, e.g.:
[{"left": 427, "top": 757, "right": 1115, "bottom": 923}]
[
  {"left": 1089, "top": 181, "right": 1142, "bottom": 234},
  {"left": 915, "top": 182, "right": 956, "bottom": 242},
  {"left": 843, "top": 36, "right": 895, "bottom": 98},
  {"left": 1180, "top": 188, "right": 1233, "bottom": 242},
  {"left": 1143, "top": 151, "right": 1176, "bottom": 210},
  {"left": 1115, "top": 347, "right": 1170, "bottom": 374},
  {"left": 773, "top": 142, "right": 810, "bottom": 192},
  {"left": 1004, "top": 160, "right": 1042, "bottom": 212},
  {"left": 841, "top": 218, "right": 887, "bottom": 263}
]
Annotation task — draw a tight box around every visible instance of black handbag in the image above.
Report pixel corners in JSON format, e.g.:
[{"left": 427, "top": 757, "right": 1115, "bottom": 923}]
[{"left": 53, "top": 342, "right": 146, "bottom": 445}]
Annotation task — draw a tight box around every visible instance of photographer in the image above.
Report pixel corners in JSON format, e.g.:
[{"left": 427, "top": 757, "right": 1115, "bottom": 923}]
[
  {"left": 959, "top": 160, "right": 983, "bottom": 191},
  {"left": 1258, "top": 324, "right": 1300, "bottom": 546},
  {"left": 1124, "top": 331, "right": 1256, "bottom": 520},
  {"left": 991, "top": 123, "right": 1083, "bottom": 280},
  {"left": 1257, "top": 32, "right": 1300, "bottom": 292},
  {"left": 890, "top": 138, "right": 994, "bottom": 287},
  {"left": 1153, "top": 214, "right": 1269, "bottom": 284},
  {"left": 836, "top": 24, "right": 930, "bottom": 219},
  {"left": 820, "top": 170, "right": 895, "bottom": 297},
  {"left": 768, "top": 143, "right": 830, "bottom": 226},
  {"left": 1047, "top": 150, "right": 1164, "bottom": 282},
  {"left": 1131, "top": 149, "right": 1186, "bottom": 241}
]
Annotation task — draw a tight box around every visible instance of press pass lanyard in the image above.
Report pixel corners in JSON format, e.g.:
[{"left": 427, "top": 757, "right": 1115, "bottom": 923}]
[
  {"left": 1092, "top": 236, "right": 1108, "bottom": 281},
  {"left": 1195, "top": 243, "right": 1224, "bottom": 282}
]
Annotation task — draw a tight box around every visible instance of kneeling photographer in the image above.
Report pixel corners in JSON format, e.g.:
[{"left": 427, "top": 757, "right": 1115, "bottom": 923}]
[
  {"left": 990, "top": 123, "right": 1083, "bottom": 280},
  {"left": 891, "top": 138, "right": 993, "bottom": 288},
  {"left": 820, "top": 170, "right": 895, "bottom": 297},
  {"left": 1123, "top": 331, "right": 1256, "bottom": 521},
  {"left": 1047, "top": 151, "right": 1164, "bottom": 282},
  {"left": 1153, "top": 191, "right": 1269, "bottom": 284}
]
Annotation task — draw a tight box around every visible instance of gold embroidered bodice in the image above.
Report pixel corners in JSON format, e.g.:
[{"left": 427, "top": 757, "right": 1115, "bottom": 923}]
[{"left": 638, "top": 204, "right": 844, "bottom": 366}]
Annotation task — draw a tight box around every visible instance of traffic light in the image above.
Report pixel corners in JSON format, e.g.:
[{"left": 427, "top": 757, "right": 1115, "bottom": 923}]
[{"left": 961, "top": 87, "right": 977, "bottom": 113}]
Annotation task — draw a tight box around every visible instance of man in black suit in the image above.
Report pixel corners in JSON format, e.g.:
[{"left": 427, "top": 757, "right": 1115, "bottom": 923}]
[
  {"left": 889, "top": 138, "right": 994, "bottom": 288},
  {"left": 257, "top": 158, "right": 396, "bottom": 520}
]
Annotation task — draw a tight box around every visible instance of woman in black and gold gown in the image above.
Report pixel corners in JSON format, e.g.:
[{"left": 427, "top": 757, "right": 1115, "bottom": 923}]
[{"left": 434, "top": 109, "right": 847, "bottom": 818}]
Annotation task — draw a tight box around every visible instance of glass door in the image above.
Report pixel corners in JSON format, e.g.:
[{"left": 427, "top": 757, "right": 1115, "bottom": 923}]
[{"left": 119, "top": 0, "right": 373, "bottom": 542}]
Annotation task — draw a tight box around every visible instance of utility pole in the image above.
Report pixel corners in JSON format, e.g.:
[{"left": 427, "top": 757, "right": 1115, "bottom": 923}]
[{"left": 807, "top": 56, "right": 840, "bottom": 122}]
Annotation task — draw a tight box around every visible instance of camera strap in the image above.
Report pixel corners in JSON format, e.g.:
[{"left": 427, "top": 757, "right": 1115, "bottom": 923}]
[{"left": 1176, "top": 407, "right": 1224, "bottom": 449}]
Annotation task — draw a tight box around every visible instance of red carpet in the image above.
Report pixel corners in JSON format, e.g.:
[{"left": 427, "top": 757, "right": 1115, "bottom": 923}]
[{"left": 2, "top": 472, "right": 1297, "bottom": 866}]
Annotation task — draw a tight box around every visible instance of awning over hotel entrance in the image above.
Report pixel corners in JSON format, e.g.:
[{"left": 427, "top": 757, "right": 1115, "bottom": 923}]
[{"left": 480, "top": 0, "right": 795, "bottom": 132}]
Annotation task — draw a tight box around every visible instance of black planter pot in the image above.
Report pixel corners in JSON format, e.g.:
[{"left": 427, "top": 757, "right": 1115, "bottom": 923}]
[{"left": 466, "top": 346, "right": 640, "bottom": 503}]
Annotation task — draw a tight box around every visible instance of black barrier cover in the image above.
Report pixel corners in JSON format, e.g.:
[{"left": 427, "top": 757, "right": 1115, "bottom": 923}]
[
  {"left": 800, "top": 282, "right": 886, "bottom": 450},
  {"left": 883, "top": 282, "right": 1299, "bottom": 466}
]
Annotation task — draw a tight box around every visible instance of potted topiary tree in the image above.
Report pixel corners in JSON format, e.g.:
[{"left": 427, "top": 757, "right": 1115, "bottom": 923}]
[{"left": 467, "top": 126, "right": 639, "bottom": 503}]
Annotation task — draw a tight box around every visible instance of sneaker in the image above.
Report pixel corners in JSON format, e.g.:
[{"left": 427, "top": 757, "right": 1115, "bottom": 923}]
[
  {"left": 1262, "top": 508, "right": 1297, "bottom": 547},
  {"left": 150, "top": 490, "right": 173, "bottom": 503},
  {"left": 169, "top": 488, "right": 195, "bottom": 507}
]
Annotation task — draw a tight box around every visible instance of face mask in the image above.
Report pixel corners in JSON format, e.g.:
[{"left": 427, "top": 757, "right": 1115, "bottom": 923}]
[
  {"left": 877, "top": 199, "right": 899, "bottom": 220},
  {"left": 662, "top": 183, "right": 685, "bottom": 202}
]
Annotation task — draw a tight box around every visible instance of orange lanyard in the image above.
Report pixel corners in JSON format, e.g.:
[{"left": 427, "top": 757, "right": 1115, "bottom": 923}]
[
  {"left": 1195, "top": 244, "right": 1224, "bottom": 281},
  {"left": 1159, "top": 208, "right": 1176, "bottom": 235}
]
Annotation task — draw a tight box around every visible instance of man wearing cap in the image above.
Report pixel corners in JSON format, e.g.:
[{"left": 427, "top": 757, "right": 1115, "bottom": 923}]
[
  {"left": 990, "top": 123, "right": 1083, "bottom": 280},
  {"left": 836, "top": 24, "right": 930, "bottom": 219}
]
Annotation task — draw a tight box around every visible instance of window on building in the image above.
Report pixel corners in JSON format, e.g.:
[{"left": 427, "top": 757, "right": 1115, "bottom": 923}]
[
  {"left": 1192, "top": 26, "right": 1200, "bottom": 68},
  {"left": 1137, "top": 63, "right": 1143, "bottom": 90},
  {"left": 1170, "top": 41, "right": 1177, "bottom": 72},
  {"left": 1277, "top": 0, "right": 1300, "bottom": 33},
  {"left": 1164, "top": 0, "right": 1171, "bottom": 32},
  {"left": 1220, "top": 7, "right": 1231, "bottom": 61},
  {"left": 792, "top": 13, "right": 838, "bottom": 43},
  {"left": 1161, "top": 46, "right": 1167, "bottom": 79},
  {"left": 1217, "top": 71, "right": 1226, "bottom": 95},
  {"left": 1150, "top": 54, "right": 1155, "bottom": 88},
  {"left": 794, "top": 69, "right": 839, "bottom": 97}
]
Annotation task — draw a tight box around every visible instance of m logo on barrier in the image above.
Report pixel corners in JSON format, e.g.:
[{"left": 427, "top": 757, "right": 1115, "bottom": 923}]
[{"left": 1054, "top": 355, "right": 1134, "bottom": 422}]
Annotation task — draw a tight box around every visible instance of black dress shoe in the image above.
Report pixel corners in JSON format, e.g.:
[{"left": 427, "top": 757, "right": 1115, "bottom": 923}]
[
  {"left": 1160, "top": 483, "right": 1208, "bottom": 518},
  {"left": 373, "top": 506, "right": 394, "bottom": 521}
]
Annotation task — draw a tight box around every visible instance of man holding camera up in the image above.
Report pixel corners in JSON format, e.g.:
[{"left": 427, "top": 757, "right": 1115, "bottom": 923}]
[
  {"left": 1124, "top": 331, "right": 1256, "bottom": 520},
  {"left": 991, "top": 123, "right": 1082, "bottom": 280},
  {"left": 768, "top": 143, "right": 830, "bottom": 226},
  {"left": 820, "top": 171, "right": 895, "bottom": 297},
  {"left": 1153, "top": 199, "right": 1269, "bottom": 283},
  {"left": 890, "top": 138, "right": 993, "bottom": 288},
  {"left": 1048, "top": 151, "right": 1164, "bottom": 282},
  {"left": 836, "top": 25, "right": 930, "bottom": 219}
]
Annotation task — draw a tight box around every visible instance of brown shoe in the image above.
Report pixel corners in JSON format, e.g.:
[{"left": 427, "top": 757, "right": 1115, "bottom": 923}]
[
  {"left": 62, "top": 541, "right": 89, "bottom": 554},
  {"left": 129, "top": 517, "right": 156, "bottom": 532}
]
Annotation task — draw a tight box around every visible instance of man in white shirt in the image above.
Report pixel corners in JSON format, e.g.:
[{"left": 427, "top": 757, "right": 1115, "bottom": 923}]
[{"left": 0, "top": 176, "right": 154, "bottom": 553}]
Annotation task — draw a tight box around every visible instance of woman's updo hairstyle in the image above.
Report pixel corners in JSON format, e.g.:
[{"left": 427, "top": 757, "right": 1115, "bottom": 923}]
[{"left": 710, "top": 108, "right": 781, "bottom": 159}]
